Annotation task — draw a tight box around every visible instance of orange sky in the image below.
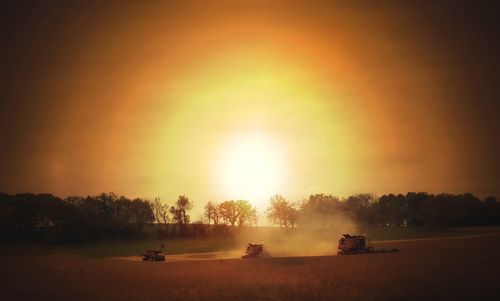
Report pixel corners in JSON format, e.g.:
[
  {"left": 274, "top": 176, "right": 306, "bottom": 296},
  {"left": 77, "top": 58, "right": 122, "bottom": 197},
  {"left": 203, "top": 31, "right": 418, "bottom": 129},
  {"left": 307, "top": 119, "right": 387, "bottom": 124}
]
[{"left": 1, "top": 1, "right": 499, "bottom": 213}]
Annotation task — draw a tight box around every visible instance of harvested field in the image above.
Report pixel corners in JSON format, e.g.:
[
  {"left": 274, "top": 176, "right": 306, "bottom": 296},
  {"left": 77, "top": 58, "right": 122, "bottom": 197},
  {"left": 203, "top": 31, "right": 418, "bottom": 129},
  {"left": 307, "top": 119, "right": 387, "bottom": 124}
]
[{"left": 1, "top": 233, "right": 499, "bottom": 301}]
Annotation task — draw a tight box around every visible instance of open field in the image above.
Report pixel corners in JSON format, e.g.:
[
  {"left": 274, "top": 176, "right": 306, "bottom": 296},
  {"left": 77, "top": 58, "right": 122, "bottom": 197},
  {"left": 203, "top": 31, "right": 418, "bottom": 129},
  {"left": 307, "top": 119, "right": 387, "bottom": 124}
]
[
  {"left": 1, "top": 231, "right": 499, "bottom": 301},
  {"left": 2, "top": 226, "right": 499, "bottom": 258}
]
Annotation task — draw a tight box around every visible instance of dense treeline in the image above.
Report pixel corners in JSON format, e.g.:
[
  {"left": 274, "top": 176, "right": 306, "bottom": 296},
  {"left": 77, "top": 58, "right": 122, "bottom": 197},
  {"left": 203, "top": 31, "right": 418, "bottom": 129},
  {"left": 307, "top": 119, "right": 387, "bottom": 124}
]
[
  {"left": 0, "top": 192, "right": 253, "bottom": 243},
  {"left": 1, "top": 192, "right": 499, "bottom": 243},
  {"left": 0, "top": 193, "right": 155, "bottom": 242},
  {"left": 266, "top": 193, "right": 500, "bottom": 229}
]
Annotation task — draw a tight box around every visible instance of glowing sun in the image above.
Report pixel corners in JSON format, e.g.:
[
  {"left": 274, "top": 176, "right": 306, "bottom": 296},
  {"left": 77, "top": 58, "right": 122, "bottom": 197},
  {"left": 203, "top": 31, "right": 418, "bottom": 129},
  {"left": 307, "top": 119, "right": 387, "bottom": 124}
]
[{"left": 215, "top": 133, "right": 287, "bottom": 208}]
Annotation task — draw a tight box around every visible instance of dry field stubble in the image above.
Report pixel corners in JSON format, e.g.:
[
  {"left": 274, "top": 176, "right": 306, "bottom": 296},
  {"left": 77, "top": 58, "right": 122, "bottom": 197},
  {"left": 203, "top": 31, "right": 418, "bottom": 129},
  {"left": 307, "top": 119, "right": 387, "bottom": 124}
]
[{"left": 1, "top": 233, "right": 499, "bottom": 301}]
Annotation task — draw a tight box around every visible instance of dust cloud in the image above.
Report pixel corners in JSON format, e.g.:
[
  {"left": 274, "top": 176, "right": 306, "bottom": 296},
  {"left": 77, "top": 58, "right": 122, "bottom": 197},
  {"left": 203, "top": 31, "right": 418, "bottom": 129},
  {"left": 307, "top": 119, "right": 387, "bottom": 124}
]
[
  {"left": 120, "top": 214, "right": 359, "bottom": 262},
  {"left": 235, "top": 213, "right": 358, "bottom": 257}
]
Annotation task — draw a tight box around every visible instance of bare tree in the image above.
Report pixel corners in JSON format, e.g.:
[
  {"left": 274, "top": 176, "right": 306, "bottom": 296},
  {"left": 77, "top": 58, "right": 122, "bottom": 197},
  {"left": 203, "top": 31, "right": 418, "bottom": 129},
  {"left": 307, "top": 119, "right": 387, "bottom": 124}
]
[
  {"left": 152, "top": 197, "right": 170, "bottom": 235},
  {"left": 204, "top": 201, "right": 219, "bottom": 225}
]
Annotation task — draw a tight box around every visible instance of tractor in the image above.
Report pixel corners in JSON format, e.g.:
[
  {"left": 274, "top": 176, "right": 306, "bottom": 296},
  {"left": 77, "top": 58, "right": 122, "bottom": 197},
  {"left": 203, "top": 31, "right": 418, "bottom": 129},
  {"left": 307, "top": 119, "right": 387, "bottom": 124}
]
[{"left": 143, "top": 244, "right": 166, "bottom": 261}]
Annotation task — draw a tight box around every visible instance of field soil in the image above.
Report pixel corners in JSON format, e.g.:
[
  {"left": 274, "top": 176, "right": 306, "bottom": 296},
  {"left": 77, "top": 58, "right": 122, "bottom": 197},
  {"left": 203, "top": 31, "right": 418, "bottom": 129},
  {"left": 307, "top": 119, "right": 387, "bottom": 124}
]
[{"left": 1, "top": 232, "right": 499, "bottom": 301}]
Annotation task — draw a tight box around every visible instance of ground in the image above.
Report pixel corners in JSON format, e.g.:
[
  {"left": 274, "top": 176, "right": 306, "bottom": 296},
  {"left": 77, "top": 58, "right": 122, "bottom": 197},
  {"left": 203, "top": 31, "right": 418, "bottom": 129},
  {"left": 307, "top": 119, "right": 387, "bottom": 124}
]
[{"left": 1, "top": 229, "right": 499, "bottom": 301}]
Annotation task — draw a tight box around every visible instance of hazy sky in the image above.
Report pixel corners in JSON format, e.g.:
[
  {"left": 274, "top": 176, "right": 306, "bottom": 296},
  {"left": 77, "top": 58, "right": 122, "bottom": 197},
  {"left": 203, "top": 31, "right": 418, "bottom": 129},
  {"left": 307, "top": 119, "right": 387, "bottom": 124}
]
[{"left": 1, "top": 1, "right": 499, "bottom": 212}]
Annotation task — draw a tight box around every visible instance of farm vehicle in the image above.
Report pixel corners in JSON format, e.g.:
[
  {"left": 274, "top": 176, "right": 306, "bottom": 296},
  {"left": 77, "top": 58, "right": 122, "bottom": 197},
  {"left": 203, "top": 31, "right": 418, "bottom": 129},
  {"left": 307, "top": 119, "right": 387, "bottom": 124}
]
[
  {"left": 242, "top": 243, "right": 270, "bottom": 258},
  {"left": 337, "top": 234, "right": 398, "bottom": 255}
]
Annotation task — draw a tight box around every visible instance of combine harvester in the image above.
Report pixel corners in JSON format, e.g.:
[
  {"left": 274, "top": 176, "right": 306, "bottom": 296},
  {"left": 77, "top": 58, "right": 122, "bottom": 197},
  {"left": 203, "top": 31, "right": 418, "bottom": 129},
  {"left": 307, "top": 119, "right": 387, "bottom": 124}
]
[
  {"left": 241, "top": 243, "right": 270, "bottom": 258},
  {"left": 337, "top": 234, "right": 398, "bottom": 255}
]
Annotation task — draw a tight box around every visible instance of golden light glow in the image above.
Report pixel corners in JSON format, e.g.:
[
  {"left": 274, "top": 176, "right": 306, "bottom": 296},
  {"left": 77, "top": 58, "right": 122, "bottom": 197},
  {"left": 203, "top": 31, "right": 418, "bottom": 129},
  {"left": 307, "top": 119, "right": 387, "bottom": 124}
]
[
  {"left": 29, "top": 2, "right": 461, "bottom": 214},
  {"left": 143, "top": 49, "right": 358, "bottom": 209},
  {"left": 215, "top": 133, "right": 287, "bottom": 208}
]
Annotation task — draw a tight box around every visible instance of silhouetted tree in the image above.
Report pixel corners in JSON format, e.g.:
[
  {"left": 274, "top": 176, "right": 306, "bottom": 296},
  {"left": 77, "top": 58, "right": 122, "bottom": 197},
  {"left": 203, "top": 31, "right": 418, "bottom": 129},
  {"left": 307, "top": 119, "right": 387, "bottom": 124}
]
[
  {"left": 169, "top": 195, "right": 193, "bottom": 234},
  {"left": 215, "top": 200, "right": 257, "bottom": 228},
  {"left": 485, "top": 196, "right": 498, "bottom": 225},
  {"left": 204, "top": 201, "right": 219, "bottom": 225},
  {"left": 376, "top": 194, "right": 406, "bottom": 227},
  {"left": 236, "top": 200, "right": 257, "bottom": 227},
  {"left": 218, "top": 200, "right": 239, "bottom": 227},
  {"left": 406, "top": 192, "right": 428, "bottom": 226},
  {"left": 130, "top": 198, "right": 154, "bottom": 231},
  {"left": 152, "top": 197, "right": 170, "bottom": 236},
  {"left": 266, "top": 195, "right": 298, "bottom": 228},
  {"left": 344, "top": 194, "right": 377, "bottom": 226}
]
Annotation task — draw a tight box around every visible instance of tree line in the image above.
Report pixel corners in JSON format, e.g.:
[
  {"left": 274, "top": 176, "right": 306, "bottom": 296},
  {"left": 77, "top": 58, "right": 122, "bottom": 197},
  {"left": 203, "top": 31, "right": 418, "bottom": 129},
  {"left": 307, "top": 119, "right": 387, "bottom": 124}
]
[
  {"left": 1, "top": 191, "right": 499, "bottom": 243},
  {"left": 0, "top": 192, "right": 257, "bottom": 242},
  {"left": 265, "top": 193, "right": 500, "bottom": 229},
  {"left": 0, "top": 192, "right": 191, "bottom": 242}
]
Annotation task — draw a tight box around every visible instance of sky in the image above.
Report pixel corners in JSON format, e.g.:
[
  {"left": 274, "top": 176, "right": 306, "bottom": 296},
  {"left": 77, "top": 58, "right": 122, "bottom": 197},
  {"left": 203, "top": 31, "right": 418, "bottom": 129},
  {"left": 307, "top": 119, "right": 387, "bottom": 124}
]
[{"left": 1, "top": 0, "right": 499, "bottom": 213}]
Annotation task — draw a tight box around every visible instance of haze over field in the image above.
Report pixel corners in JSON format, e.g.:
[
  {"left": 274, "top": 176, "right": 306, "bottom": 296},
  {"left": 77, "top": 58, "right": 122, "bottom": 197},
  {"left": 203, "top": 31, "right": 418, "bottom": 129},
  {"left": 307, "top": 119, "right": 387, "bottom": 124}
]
[
  {"left": 3, "top": 233, "right": 500, "bottom": 301},
  {"left": 1, "top": 1, "right": 499, "bottom": 215}
]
